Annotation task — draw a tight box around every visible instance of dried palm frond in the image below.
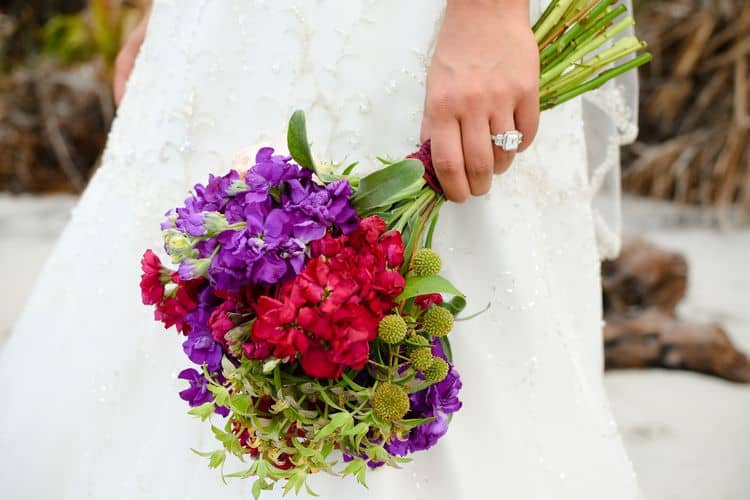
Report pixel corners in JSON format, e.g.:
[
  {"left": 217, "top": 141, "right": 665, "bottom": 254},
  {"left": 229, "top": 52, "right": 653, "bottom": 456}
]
[{"left": 624, "top": 0, "right": 750, "bottom": 221}]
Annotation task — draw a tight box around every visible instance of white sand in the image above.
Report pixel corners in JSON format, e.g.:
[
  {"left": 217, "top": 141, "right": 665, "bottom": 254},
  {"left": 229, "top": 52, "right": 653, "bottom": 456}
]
[{"left": 1, "top": 193, "right": 748, "bottom": 498}]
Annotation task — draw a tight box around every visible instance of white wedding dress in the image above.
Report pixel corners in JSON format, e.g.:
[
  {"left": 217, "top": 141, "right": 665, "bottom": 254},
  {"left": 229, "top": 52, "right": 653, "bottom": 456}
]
[{"left": 0, "top": 1, "right": 642, "bottom": 498}]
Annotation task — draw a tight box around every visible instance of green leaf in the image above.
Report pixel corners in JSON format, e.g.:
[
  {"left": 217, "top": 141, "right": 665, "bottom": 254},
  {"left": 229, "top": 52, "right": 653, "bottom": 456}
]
[
  {"left": 342, "top": 161, "right": 359, "bottom": 175},
  {"left": 283, "top": 471, "right": 304, "bottom": 496},
  {"left": 251, "top": 478, "right": 271, "bottom": 500},
  {"left": 255, "top": 459, "right": 272, "bottom": 481},
  {"left": 396, "top": 275, "right": 464, "bottom": 302},
  {"left": 211, "top": 425, "right": 243, "bottom": 456},
  {"left": 320, "top": 440, "right": 334, "bottom": 459},
  {"left": 401, "top": 416, "right": 436, "bottom": 427},
  {"left": 287, "top": 110, "right": 316, "bottom": 172},
  {"left": 314, "top": 411, "right": 352, "bottom": 441},
  {"left": 191, "top": 448, "right": 217, "bottom": 458},
  {"left": 187, "top": 402, "right": 215, "bottom": 421},
  {"left": 262, "top": 357, "right": 281, "bottom": 374},
  {"left": 208, "top": 450, "right": 226, "bottom": 469},
  {"left": 207, "top": 384, "right": 230, "bottom": 407},
  {"left": 440, "top": 337, "right": 454, "bottom": 364},
  {"left": 342, "top": 458, "right": 365, "bottom": 476},
  {"left": 229, "top": 394, "right": 253, "bottom": 416},
  {"left": 351, "top": 159, "right": 424, "bottom": 212},
  {"left": 317, "top": 387, "right": 345, "bottom": 411},
  {"left": 223, "top": 466, "right": 255, "bottom": 479},
  {"left": 375, "top": 156, "right": 396, "bottom": 165},
  {"left": 341, "top": 422, "right": 369, "bottom": 437},
  {"left": 356, "top": 467, "right": 368, "bottom": 488},
  {"left": 292, "top": 439, "right": 319, "bottom": 458},
  {"left": 304, "top": 481, "right": 320, "bottom": 497},
  {"left": 341, "top": 371, "right": 367, "bottom": 392}
]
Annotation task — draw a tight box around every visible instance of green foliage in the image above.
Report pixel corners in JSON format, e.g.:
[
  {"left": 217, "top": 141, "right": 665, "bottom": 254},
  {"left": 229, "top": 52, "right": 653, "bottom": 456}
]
[
  {"left": 287, "top": 110, "right": 317, "bottom": 173},
  {"left": 396, "top": 275, "right": 463, "bottom": 302},
  {"left": 40, "top": 0, "right": 144, "bottom": 70},
  {"left": 351, "top": 158, "right": 425, "bottom": 213}
]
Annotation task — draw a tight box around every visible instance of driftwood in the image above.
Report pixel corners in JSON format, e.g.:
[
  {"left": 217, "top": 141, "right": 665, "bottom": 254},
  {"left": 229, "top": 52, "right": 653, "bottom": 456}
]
[
  {"left": 0, "top": 62, "right": 112, "bottom": 193},
  {"left": 605, "top": 308, "right": 750, "bottom": 383},
  {"left": 623, "top": 0, "right": 750, "bottom": 220},
  {"left": 602, "top": 238, "right": 688, "bottom": 314},
  {"left": 602, "top": 237, "right": 750, "bottom": 383}
]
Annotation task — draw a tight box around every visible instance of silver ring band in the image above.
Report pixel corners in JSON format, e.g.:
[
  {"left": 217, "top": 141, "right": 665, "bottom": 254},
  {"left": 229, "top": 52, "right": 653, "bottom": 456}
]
[{"left": 491, "top": 131, "right": 523, "bottom": 152}]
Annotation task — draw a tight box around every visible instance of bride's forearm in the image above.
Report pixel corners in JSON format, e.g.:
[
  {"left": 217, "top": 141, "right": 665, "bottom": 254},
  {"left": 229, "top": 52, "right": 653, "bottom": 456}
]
[{"left": 446, "top": 0, "right": 529, "bottom": 18}]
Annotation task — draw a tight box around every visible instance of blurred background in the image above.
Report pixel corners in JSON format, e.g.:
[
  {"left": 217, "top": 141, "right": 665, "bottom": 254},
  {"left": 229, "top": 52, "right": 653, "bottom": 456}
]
[{"left": 0, "top": 0, "right": 748, "bottom": 498}]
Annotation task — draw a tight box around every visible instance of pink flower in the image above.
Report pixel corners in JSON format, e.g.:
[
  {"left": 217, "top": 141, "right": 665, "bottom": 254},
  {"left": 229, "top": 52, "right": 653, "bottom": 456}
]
[{"left": 208, "top": 300, "right": 237, "bottom": 346}]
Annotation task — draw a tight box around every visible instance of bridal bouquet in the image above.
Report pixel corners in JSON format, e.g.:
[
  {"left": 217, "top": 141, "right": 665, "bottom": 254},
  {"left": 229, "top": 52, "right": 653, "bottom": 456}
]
[{"left": 140, "top": 1, "right": 649, "bottom": 497}]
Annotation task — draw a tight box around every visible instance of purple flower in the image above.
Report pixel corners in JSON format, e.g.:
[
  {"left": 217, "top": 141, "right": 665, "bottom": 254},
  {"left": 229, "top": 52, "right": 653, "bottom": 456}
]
[
  {"left": 164, "top": 147, "right": 359, "bottom": 292},
  {"left": 283, "top": 178, "right": 359, "bottom": 235},
  {"left": 383, "top": 340, "right": 462, "bottom": 457},
  {"left": 178, "top": 368, "right": 213, "bottom": 406},
  {"left": 342, "top": 452, "right": 385, "bottom": 469},
  {"left": 182, "top": 326, "right": 223, "bottom": 373},
  {"left": 177, "top": 257, "right": 211, "bottom": 281},
  {"left": 177, "top": 368, "right": 229, "bottom": 417},
  {"left": 171, "top": 171, "right": 241, "bottom": 235},
  {"left": 175, "top": 209, "right": 205, "bottom": 237}
]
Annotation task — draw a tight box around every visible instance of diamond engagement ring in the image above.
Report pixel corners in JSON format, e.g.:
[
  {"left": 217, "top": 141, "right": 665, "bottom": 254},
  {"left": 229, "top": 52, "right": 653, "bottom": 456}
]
[{"left": 491, "top": 131, "right": 524, "bottom": 152}]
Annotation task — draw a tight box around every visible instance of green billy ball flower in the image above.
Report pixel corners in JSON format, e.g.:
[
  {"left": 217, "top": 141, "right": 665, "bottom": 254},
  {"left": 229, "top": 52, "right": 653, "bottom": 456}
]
[
  {"left": 410, "top": 347, "right": 434, "bottom": 371},
  {"left": 378, "top": 314, "right": 407, "bottom": 344},
  {"left": 412, "top": 248, "right": 442, "bottom": 276},
  {"left": 422, "top": 306, "right": 454, "bottom": 337},
  {"left": 424, "top": 357, "right": 449, "bottom": 384},
  {"left": 372, "top": 382, "right": 410, "bottom": 422}
]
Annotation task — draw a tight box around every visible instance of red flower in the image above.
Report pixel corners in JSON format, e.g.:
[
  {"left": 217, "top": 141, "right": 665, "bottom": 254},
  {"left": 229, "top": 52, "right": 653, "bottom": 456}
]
[
  {"left": 252, "top": 216, "right": 406, "bottom": 379},
  {"left": 414, "top": 293, "right": 444, "bottom": 310},
  {"left": 154, "top": 298, "right": 191, "bottom": 332},
  {"left": 154, "top": 274, "right": 204, "bottom": 334},
  {"left": 407, "top": 139, "right": 443, "bottom": 194},
  {"left": 139, "top": 250, "right": 165, "bottom": 305}
]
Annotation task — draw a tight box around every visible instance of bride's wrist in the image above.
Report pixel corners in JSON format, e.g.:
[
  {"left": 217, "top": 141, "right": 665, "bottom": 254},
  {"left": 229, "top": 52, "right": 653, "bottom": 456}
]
[{"left": 445, "top": 0, "right": 529, "bottom": 22}]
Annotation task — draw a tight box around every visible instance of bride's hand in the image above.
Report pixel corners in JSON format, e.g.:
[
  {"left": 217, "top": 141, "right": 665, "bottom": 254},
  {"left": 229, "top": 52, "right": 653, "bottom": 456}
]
[
  {"left": 114, "top": 6, "right": 152, "bottom": 106},
  {"left": 422, "top": 0, "right": 540, "bottom": 202}
]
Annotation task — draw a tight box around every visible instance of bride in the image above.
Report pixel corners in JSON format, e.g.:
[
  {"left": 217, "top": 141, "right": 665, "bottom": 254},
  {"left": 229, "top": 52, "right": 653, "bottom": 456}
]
[{"left": 0, "top": 0, "right": 642, "bottom": 498}]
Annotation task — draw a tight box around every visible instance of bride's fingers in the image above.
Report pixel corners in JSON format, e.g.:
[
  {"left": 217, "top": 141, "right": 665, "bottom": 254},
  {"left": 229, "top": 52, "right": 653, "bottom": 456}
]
[
  {"left": 490, "top": 111, "right": 517, "bottom": 175},
  {"left": 420, "top": 92, "right": 432, "bottom": 143},
  {"left": 514, "top": 89, "right": 540, "bottom": 153},
  {"left": 420, "top": 114, "right": 431, "bottom": 144},
  {"left": 431, "top": 118, "right": 470, "bottom": 202},
  {"left": 460, "top": 115, "right": 494, "bottom": 196}
]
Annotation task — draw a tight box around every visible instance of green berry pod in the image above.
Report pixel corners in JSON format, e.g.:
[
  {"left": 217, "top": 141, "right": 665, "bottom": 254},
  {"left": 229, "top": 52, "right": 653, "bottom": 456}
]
[
  {"left": 412, "top": 248, "right": 442, "bottom": 277},
  {"left": 424, "top": 357, "right": 449, "bottom": 384},
  {"left": 422, "top": 306, "right": 454, "bottom": 337},
  {"left": 378, "top": 314, "right": 408, "bottom": 344},
  {"left": 410, "top": 347, "right": 434, "bottom": 371},
  {"left": 372, "top": 382, "right": 410, "bottom": 422}
]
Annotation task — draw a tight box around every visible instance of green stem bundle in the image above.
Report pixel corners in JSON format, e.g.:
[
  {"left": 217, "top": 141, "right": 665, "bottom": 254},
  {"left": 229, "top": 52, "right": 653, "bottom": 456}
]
[{"left": 535, "top": 0, "right": 651, "bottom": 109}]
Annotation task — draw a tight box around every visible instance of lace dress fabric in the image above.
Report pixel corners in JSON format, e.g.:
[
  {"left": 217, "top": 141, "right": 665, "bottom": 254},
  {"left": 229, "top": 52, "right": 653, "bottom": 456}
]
[{"left": 0, "top": 1, "right": 641, "bottom": 498}]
